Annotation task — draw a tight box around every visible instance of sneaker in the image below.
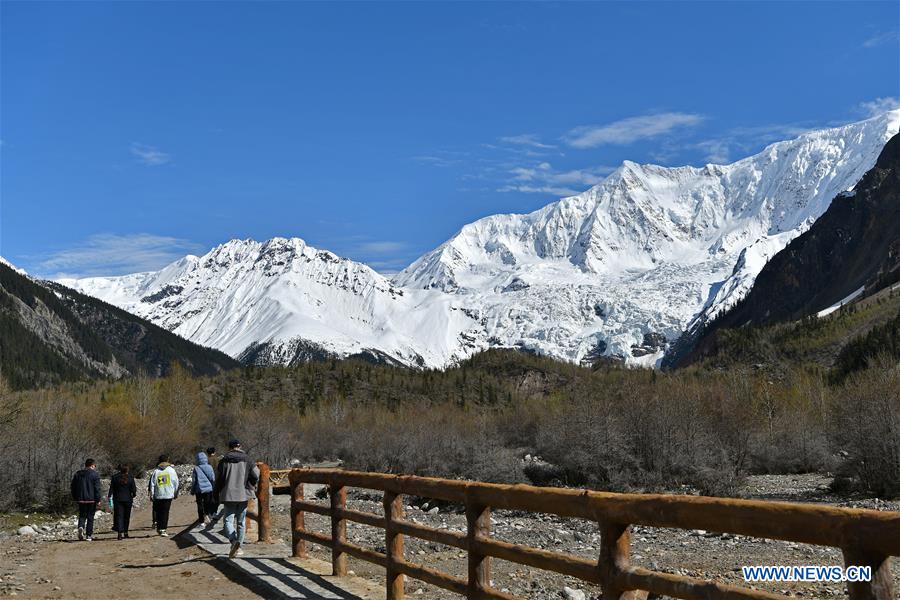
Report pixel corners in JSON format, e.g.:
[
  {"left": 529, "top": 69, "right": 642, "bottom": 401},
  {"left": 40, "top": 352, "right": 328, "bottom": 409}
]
[
  {"left": 78, "top": 526, "right": 85, "bottom": 541},
  {"left": 85, "top": 536, "right": 93, "bottom": 541},
  {"left": 203, "top": 516, "right": 211, "bottom": 525},
  {"left": 229, "top": 541, "right": 240, "bottom": 558},
  {"left": 123, "top": 533, "right": 130, "bottom": 539},
  {"left": 235, "top": 548, "right": 244, "bottom": 557},
  {"left": 117, "top": 533, "right": 123, "bottom": 540},
  {"left": 159, "top": 530, "right": 169, "bottom": 537}
]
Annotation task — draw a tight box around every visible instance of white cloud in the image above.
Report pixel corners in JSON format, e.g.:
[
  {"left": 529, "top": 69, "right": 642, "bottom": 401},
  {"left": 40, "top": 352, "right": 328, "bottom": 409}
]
[
  {"left": 686, "top": 122, "right": 813, "bottom": 164},
  {"left": 499, "top": 161, "right": 615, "bottom": 196},
  {"left": 693, "top": 139, "right": 732, "bottom": 164},
  {"left": 37, "top": 233, "right": 202, "bottom": 278},
  {"left": 862, "top": 30, "right": 899, "bottom": 48},
  {"left": 130, "top": 142, "right": 172, "bottom": 166},
  {"left": 497, "top": 184, "right": 583, "bottom": 196},
  {"left": 498, "top": 134, "right": 556, "bottom": 149},
  {"left": 564, "top": 112, "right": 705, "bottom": 148},
  {"left": 859, "top": 97, "right": 900, "bottom": 117}
]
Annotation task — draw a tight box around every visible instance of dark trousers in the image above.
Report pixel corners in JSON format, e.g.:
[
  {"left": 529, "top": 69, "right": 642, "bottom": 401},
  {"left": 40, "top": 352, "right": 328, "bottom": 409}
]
[
  {"left": 77, "top": 502, "right": 96, "bottom": 537},
  {"left": 153, "top": 498, "right": 172, "bottom": 531},
  {"left": 195, "top": 492, "right": 216, "bottom": 521},
  {"left": 113, "top": 500, "right": 133, "bottom": 533}
]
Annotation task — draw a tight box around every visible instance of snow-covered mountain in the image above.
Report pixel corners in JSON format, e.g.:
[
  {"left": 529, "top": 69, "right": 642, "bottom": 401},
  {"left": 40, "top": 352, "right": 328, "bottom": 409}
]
[
  {"left": 62, "top": 111, "right": 900, "bottom": 368},
  {"left": 59, "top": 238, "right": 484, "bottom": 367},
  {"left": 396, "top": 110, "right": 900, "bottom": 364}
]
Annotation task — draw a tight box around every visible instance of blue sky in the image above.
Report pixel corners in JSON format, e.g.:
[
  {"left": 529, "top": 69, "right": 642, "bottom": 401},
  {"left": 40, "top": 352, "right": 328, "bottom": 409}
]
[{"left": 1, "top": 1, "right": 898, "bottom": 277}]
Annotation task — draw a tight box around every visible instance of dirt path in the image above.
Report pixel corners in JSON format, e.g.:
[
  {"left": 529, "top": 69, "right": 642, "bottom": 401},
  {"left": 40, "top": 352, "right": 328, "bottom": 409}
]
[{"left": 1, "top": 497, "right": 277, "bottom": 599}]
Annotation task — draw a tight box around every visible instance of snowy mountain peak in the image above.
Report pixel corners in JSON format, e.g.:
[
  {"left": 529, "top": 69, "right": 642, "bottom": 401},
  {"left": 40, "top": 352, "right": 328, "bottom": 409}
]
[
  {"left": 391, "top": 112, "right": 899, "bottom": 364},
  {"left": 61, "top": 235, "right": 479, "bottom": 367},
  {"left": 398, "top": 111, "right": 900, "bottom": 289},
  {"left": 61, "top": 112, "right": 900, "bottom": 368}
]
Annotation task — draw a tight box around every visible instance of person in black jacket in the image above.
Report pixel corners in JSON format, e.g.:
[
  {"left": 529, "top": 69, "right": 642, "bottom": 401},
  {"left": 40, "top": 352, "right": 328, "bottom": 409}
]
[
  {"left": 70, "top": 458, "right": 101, "bottom": 541},
  {"left": 108, "top": 464, "right": 137, "bottom": 540}
]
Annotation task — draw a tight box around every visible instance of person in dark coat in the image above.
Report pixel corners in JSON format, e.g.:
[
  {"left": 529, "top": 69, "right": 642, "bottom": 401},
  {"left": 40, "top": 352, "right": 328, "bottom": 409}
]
[
  {"left": 205, "top": 447, "right": 221, "bottom": 517},
  {"left": 215, "top": 440, "right": 259, "bottom": 558},
  {"left": 205, "top": 447, "right": 220, "bottom": 471},
  {"left": 70, "top": 458, "right": 101, "bottom": 541},
  {"left": 108, "top": 464, "right": 137, "bottom": 540}
]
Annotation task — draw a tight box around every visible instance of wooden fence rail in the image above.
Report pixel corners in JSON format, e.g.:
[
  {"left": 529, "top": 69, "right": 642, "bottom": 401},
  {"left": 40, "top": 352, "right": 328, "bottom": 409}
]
[{"left": 277, "top": 468, "right": 899, "bottom": 600}]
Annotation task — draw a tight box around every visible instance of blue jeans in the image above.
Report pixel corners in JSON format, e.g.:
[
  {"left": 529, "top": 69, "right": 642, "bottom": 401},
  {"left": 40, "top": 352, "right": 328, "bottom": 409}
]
[{"left": 223, "top": 501, "right": 248, "bottom": 545}]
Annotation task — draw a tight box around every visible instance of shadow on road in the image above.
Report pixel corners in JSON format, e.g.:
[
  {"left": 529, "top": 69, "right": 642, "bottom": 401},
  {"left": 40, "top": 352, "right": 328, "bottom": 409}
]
[{"left": 167, "top": 513, "right": 365, "bottom": 599}]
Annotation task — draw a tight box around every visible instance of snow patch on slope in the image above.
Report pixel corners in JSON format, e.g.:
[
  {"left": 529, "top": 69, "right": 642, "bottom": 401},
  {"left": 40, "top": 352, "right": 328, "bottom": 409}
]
[{"left": 816, "top": 286, "right": 865, "bottom": 318}]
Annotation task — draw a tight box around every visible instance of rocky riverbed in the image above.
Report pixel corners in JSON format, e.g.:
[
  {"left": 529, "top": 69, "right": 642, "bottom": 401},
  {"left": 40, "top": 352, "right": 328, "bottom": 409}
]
[{"left": 265, "top": 474, "right": 900, "bottom": 599}]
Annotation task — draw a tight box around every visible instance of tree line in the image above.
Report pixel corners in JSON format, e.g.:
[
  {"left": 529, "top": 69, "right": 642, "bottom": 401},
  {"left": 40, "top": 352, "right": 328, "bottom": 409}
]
[{"left": 0, "top": 349, "right": 897, "bottom": 512}]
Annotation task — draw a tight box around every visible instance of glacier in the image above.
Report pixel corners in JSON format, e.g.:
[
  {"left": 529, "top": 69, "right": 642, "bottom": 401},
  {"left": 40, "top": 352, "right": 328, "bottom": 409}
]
[{"left": 60, "top": 110, "right": 900, "bottom": 368}]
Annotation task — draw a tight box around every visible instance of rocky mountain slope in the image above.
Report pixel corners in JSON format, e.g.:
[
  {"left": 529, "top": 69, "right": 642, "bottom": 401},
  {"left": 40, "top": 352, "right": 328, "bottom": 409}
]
[
  {"left": 61, "top": 111, "right": 900, "bottom": 368},
  {"left": 672, "top": 131, "right": 900, "bottom": 369},
  {"left": 701, "top": 131, "right": 899, "bottom": 325},
  {"left": 0, "top": 261, "right": 239, "bottom": 389}
]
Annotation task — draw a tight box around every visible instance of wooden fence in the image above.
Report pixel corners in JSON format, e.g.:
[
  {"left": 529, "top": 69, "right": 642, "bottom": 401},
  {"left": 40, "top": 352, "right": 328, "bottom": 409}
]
[{"left": 275, "top": 468, "right": 899, "bottom": 600}]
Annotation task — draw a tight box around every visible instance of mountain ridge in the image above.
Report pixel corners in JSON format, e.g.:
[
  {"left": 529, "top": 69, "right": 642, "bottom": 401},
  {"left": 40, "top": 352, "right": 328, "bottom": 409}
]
[{"left": 58, "top": 111, "right": 900, "bottom": 368}]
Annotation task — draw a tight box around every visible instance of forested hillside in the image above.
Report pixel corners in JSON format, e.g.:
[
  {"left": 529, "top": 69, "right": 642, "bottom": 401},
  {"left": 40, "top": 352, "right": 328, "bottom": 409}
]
[
  {"left": 0, "top": 263, "right": 239, "bottom": 390},
  {"left": 682, "top": 286, "right": 900, "bottom": 380}
]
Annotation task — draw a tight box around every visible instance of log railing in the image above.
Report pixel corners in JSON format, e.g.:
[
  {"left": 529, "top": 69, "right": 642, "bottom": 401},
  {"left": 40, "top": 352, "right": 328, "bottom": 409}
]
[
  {"left": 269, "top": 467, "right": 292, "bottom": 490},
  {"left": 243, "top": 462, "right": 272, "bottom": 543},
  {"left": 286, "top": 468, "right": 899, "bottom": 600}
]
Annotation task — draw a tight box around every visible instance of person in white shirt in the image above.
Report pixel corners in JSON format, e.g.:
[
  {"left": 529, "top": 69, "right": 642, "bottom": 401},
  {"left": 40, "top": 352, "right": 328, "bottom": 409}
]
[{"left": 148, "top": 454, "right": 179, "bottom": 537}]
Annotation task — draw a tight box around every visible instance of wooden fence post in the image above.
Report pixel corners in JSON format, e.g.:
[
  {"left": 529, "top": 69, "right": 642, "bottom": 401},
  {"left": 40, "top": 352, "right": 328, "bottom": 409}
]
[
  {"left": 330, "top": 484, "right": 348, "bottom": 576},
  {"left": 246, "top": 497, "right": 258, "bottom": 540},
  {"left": 291, "top": 480, "right": 306, "bottom": 558},
  {"left": 466, "top": 503, "right": 491, "bottom": 598},
  {"left": 843, "top": 545, "right": 893, "bottom": 600},
  {"left": 600, "top": 522, "right": 645, "bottom": 600},
  {"left": 384, "top": 490, "right": 405, "bottom": 600},
  {"left": 257, "top": 463, "right": 271, "bottom": 543}
]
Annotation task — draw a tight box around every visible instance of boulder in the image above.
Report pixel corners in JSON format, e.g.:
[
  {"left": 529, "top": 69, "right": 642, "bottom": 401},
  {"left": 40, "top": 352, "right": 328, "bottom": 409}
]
[
  {"left": 562, "top": 587, "right": 586, "bottom": 600},
  {"left": 17, "top": 525, "right": 36, "bottom": 536}
]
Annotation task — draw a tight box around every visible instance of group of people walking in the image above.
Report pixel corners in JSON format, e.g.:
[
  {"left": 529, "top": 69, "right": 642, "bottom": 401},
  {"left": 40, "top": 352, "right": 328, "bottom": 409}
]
[{"left": 70, "top": 439, "right": 259, "bottom": 558}]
